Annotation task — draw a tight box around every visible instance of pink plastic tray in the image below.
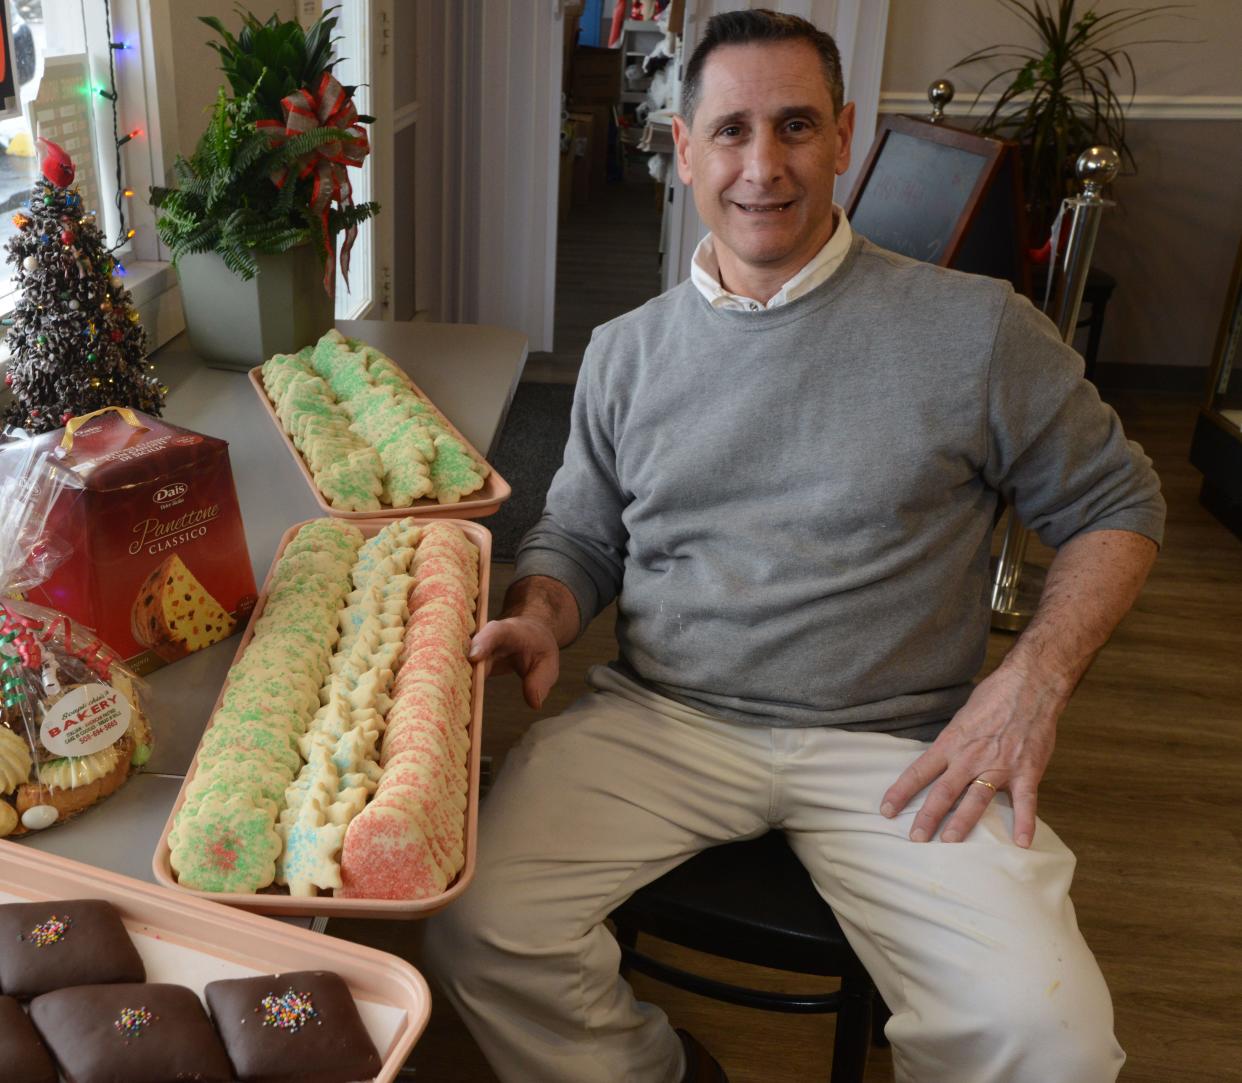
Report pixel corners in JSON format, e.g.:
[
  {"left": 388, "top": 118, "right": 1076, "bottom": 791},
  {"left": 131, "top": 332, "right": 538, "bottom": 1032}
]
[
  {"left": 152, "top": 517, "right": 490, "bottom": 919},
  {"left": 0, "top": 840, "right": 430, "bottom": 1081},
  {"left": 249, "top": 365, "right": 511, "bottom": 520}
]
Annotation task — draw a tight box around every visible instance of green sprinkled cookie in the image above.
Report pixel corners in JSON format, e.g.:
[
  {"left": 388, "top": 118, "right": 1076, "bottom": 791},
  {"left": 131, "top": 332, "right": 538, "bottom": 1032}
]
[
  {"left": 194, "top": 744, "right": 298, "bottom": 780},
  {"left": 199, "top": 721, "right": 302, "bottom": 773},
  {"left": 318, "top": 449, "right": 385, "bottom": 511},
  {"left": 189, "top": 758, "right": 293, "bottom": 806},
  {"left": 180, "top": 778, "right": 278, "bottom": 820},
  {"left": 220, "top": 673, "right": 321, "bottom": 717},
  {"left": 170, "top": 794, "right": 282, "bottom": 893},
  {"left": 429, "top": 435, "right": 486, "bottom": 503}
]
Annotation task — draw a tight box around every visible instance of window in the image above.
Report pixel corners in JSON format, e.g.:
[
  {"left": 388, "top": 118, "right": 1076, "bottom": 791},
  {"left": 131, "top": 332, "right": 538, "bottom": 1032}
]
[
  {"left": 0, "top": 0, "right": 171, "bottom": 325},
  {"left": 330, "top": 0, "right": 375, "bottom": 320}
]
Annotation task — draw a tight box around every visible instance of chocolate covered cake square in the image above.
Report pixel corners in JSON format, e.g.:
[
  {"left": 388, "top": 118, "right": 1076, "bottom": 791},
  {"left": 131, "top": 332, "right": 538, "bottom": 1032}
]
[
  {"left": 205, "top": 970, "right": 382, "bottom": 1083},
  {"left": 29, "top": 982, "right": 234, "bottom": 1083},
  {"left": 0, "top": 995, "right": 57, "bottom": 1083},
  {"left": 0, "top": 898, "right": 144, "bottom": 998}
]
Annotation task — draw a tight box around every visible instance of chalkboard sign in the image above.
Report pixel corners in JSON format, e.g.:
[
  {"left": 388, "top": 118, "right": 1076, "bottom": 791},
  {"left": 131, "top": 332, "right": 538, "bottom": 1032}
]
[{"left": 845, "top": 115, "right": 1027, "bottom": 292}]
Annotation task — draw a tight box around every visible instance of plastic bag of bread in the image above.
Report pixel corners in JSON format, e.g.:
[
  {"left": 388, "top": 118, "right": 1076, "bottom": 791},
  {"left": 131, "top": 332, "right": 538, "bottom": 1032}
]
[{"left": 0, "top": 440, "right": 154, "bottom": 836}]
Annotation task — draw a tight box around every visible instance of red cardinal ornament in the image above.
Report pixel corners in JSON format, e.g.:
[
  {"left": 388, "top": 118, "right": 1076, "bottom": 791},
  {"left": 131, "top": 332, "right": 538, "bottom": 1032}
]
[{"left": 37, "top": 138, "right": 75, "bottom": 188}]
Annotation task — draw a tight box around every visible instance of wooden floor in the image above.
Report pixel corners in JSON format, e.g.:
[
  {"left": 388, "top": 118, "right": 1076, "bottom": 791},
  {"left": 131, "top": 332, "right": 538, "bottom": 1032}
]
[{"left": 522, "top": 177, "right": 664, "bottom": 385}]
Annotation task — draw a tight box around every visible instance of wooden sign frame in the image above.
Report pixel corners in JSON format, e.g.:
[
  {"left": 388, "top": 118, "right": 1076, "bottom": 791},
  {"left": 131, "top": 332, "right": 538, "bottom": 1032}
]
[{"left": 845, "top": 114, "right": 1028, "bottom": 292}]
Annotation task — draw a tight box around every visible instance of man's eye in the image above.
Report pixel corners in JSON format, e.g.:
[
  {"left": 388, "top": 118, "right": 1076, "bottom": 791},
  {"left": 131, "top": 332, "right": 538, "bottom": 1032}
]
[
  {"left": 718, "top": 125, "right": 742, "bottom": 138},
  {"left": 785, "top": 120, "right": 811, "bottom": 134}
]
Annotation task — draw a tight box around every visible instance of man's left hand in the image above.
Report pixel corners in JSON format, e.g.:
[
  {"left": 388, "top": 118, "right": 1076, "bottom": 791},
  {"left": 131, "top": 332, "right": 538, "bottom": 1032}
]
[{"left": 878, "top": 662, "right": 1069, "bottom": 848}]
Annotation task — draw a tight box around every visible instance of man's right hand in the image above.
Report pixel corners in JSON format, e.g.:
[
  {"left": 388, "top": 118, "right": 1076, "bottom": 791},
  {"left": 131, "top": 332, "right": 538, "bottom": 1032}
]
[
  {"left": 468, "top": 574, "right": 580, "bottom": 711},
  {"left": 469, "top": 616, "right": 561, "bottom": 710}
]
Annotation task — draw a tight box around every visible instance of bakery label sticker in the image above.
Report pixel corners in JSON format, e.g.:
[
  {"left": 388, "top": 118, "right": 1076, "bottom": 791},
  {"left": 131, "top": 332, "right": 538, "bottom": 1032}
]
[{"left": 40, "top": 683, "right": 132, "bottom": 757}]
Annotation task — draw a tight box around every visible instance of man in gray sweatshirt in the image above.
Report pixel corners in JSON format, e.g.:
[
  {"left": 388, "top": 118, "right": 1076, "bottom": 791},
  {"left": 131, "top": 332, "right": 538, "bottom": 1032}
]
[{"left": 425, "top": 10, "right": 1163, "bottom": 1083}]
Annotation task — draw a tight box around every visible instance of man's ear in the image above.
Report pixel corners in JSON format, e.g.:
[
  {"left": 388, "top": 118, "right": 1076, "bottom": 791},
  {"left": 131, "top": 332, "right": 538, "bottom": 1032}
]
[
  {"left": 834, "top": 101, "right": 856, "bottom": 177},
  {"left": 672, "top": 114, "right": 694, "bottom": 186}
]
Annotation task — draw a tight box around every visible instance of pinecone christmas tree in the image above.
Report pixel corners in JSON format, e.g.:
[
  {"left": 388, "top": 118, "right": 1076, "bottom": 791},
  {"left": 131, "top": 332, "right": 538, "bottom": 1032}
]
[{"left": 3, "top": 139, "right": 164, "bottom": 434}]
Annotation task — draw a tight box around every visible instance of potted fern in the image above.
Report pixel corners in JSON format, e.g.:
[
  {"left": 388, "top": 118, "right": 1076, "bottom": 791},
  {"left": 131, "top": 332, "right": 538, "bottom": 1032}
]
[
  {"left": 151, "top": 7, "right": 379, "bottom": 370},
  {"left": 951, "top": 0, "right": 1184, "bottom": 251}
]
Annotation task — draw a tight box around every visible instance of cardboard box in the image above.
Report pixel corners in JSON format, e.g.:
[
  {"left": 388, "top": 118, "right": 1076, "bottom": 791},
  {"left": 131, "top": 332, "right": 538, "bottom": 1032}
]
[
  {"left": 20, "top": 408, "right": 257, "bottom": 674},
  {"left": 570, "top": 45, "right": 621, "bottom": 104}
]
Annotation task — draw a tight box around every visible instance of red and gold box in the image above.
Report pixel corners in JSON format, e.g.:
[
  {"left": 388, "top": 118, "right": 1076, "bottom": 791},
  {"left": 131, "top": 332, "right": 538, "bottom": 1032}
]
[{"left": 21, "top": 408, "right": 257, "bottom": 674}]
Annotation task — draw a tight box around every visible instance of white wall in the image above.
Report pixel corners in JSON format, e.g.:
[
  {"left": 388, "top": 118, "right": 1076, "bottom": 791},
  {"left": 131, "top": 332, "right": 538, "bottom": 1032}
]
[
  {"left": 167, "top": 1, "right": 298, "bottom": 162},
  {"left": 883, "top": 0, "right": 1242, "bottom": 102},
  {"left": 879, "top": 0, "right": 1242, "bottom": 374}
]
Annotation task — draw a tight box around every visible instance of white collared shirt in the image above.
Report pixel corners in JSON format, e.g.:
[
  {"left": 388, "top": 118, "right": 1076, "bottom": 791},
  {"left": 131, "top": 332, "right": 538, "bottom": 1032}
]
[{"left": 690, "top": 205, "right": 853, "bottom": 312}]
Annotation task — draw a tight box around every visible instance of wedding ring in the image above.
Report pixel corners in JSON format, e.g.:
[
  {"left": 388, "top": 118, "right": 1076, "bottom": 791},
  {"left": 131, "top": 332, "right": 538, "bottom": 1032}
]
[{"left": 970, "top": 777, "right": 998, "bottom": 794}]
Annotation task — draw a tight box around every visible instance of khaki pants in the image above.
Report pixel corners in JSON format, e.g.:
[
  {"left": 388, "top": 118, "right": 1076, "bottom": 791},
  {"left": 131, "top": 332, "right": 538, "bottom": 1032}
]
[{"left": 424, "top": 666, "right": 1124, "bottom": 1083}]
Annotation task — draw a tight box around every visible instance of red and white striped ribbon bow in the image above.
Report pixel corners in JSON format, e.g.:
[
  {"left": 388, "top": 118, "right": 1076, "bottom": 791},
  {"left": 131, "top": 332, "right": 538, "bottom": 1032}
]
[{"left": 257, "top": 72, "right": 370, "bottom": 297}]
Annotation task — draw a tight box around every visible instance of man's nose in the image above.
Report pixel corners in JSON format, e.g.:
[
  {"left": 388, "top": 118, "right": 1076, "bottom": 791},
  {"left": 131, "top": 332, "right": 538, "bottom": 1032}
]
[{"left": 741, "top": 127, "right": 785, "bottom": 186}]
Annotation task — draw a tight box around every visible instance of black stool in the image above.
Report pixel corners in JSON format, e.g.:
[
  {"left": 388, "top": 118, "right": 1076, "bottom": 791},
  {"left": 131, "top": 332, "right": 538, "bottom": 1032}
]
[{"left": 611, "top": 832, "right": 886, "bottom": 1083}]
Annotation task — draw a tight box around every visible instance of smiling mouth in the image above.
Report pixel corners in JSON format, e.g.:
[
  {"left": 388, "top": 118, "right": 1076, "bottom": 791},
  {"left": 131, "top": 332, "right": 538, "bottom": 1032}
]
[{"left": 734, "top": 201, "right": 795, "bottom": 213}]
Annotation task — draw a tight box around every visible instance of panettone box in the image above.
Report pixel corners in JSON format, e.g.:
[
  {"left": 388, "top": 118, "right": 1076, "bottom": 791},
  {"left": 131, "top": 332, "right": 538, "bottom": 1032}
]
[{"left": 21, "top": 408, "right": 257, "bottom": 674}]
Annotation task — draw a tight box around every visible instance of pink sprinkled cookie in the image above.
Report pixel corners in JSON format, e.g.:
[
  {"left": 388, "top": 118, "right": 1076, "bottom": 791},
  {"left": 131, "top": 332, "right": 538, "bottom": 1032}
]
[
  {"left": 389, "top": 677, "right": 470, "bottom": 726},
  {"left": 408, "top": 575, "right": 473, "bottom": 618},
  {"left": 338, "top": 804, "right": 448, "bottom": 899},
  {"left": 381, "top": 713, "right": 467, "bottom": 768},
  {"left": 367, "top": 785, "right": 463, "bottom": 876},
  {"left": 376, "top": 753, "right": 468, "bottom": 809},
  {"left": 418, "top": 524, "right": 478, "bottom": 564},
  {"left": 412, "top": 553, "right": 478, "bottom": 593}
]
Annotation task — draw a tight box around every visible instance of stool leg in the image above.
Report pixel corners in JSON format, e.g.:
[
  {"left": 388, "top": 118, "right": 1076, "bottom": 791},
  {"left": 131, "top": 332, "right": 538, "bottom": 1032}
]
[
  {"left": 829, "top": 973, "right": 873, "bottom": 1083},
  {"left": 872, "top": 993, "right": 891, "bottom": 1049}
]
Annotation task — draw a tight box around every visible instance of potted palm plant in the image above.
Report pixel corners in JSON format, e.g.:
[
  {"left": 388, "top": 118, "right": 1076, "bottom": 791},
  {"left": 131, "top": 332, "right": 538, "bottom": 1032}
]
[
  {"left": 151, "top": 7, "right": 379, "bottom": 370},
  {"left": 951, "top": 0, "right": 1185, "bottom": 249}
]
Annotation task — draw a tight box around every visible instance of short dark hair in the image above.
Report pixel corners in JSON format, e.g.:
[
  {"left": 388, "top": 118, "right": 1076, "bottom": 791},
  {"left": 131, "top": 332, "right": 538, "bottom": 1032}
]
[{"left": 680, "top": 9, "right": 844, "bottom": 125}]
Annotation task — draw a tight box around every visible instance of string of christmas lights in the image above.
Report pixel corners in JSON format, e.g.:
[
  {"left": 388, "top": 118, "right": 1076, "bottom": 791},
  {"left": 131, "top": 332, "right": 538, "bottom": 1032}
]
[{"left": 98, "top": 0, "right": 140, "bottom": 250}]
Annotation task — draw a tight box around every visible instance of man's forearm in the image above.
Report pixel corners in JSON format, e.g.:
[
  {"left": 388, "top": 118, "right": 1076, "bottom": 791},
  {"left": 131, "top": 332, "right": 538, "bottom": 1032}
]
[
  {"left": 1002, "top": 528, "right": 1158, "bottom": 699},
  {"left": 501, "top": 574, "right": 581, "bottom": 649}
]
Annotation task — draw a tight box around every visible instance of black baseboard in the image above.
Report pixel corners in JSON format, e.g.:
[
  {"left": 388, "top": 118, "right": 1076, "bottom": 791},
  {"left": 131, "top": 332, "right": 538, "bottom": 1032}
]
[{"left": 1093, "top": 363, "right": 1208, "bottom": 393}]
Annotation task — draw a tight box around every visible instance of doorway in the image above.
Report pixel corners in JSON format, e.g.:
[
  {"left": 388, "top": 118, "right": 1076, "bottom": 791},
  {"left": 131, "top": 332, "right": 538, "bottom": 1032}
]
[{"left": 524, "top": 3, "right": 672, "bottom": 383}]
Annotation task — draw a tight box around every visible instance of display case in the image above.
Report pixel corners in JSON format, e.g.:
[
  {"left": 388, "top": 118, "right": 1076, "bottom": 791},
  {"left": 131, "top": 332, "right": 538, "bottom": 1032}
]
[{"left": 1190, "top": 234, "right": 1242, "bottom": 538}]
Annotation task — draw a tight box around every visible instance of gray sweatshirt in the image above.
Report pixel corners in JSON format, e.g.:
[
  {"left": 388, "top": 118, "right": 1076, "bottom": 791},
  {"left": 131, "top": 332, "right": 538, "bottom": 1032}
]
[{"left": 515, "top": 237, "right": 1165, "bottom": 735}]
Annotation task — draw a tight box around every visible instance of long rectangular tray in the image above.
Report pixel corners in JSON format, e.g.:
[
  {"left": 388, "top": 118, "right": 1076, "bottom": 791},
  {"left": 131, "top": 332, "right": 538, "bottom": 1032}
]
[
  {"left": 0, "top": 841, "right": 430, "bottom": 1081},
  {"left": 249, "top": 365, "right": 511, "bottom": 520},
  {"left": 152, "top": 516, "right": 490, "bottom": 918}
]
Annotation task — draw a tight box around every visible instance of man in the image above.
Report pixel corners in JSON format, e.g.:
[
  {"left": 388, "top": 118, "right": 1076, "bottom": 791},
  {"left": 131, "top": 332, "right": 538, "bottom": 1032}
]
[{"left": 425, "top": 10, "right": 1163, "bottom": 1083}]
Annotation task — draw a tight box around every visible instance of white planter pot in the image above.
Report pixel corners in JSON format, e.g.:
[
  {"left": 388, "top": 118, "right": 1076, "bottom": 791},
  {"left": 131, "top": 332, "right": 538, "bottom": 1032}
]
[{"left": 176, "top": 247, "right": 335, "bottom": 371}]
